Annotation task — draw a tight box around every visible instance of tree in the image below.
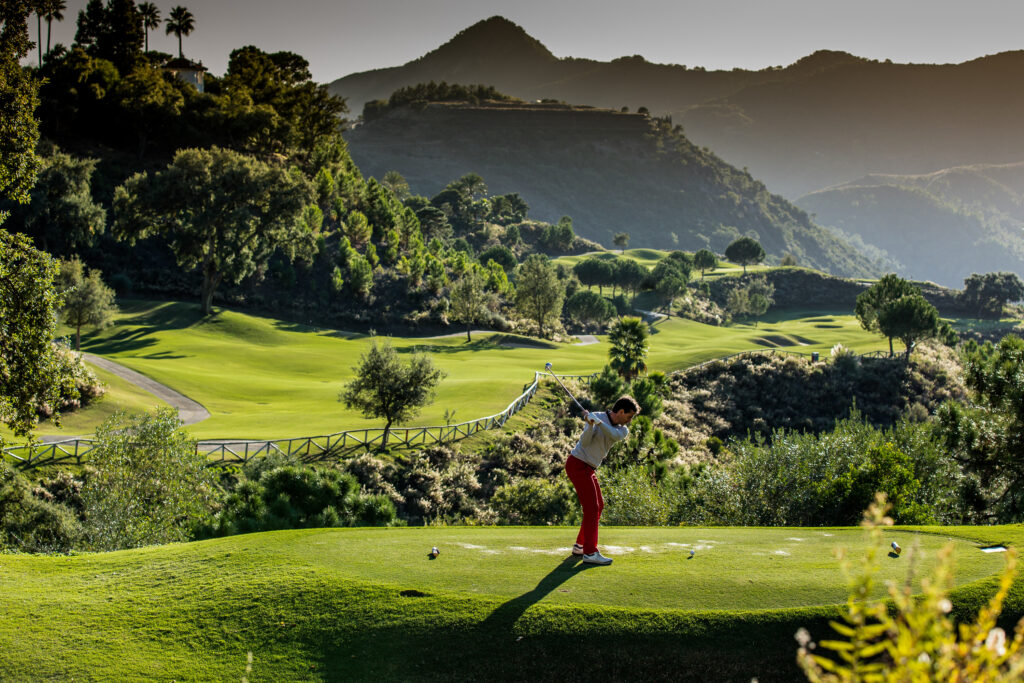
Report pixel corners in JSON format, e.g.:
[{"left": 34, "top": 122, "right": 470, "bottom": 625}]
[
  {"left": 113, "top": 146, "right": 314, "bottom": 314},
  {"left": 961, "top": 272, "right": 1024, "bottom": 319},
  {"left": 223, "top": 47, "right": 347, "bottom": 154},
  {"left": 694, "top": 248, "right": 717, "bottom": 278},
  {"left": 41, "top": 0, "right": 66, "bottom": 57},
  {"left": 1, "top": 0, "right": 42, "bottom": 222},
  {"left": 449, "top": 268, "right": 495, "bottom": 342},
  {"left": 80, "top": 408, "right": 214, "bottom": 550},
  {"left": 855, "top": 274, "right": 922, "bottom": 357},
  {"left": 647, "top": 252, "right": 692, "bottom": 311},
  {"left": 608, "top": 316, "right": 649, "bottom": 381},
  {"left": 614, "top": 257, "right": 647, "bottom": 297},
  {"left": 340, "top": 340, "right": 446, "bottom": 449},
  {"left": 478, "top": 244, "right": 516, "bottom": 271},
  {"left": 938, "top": 335, "right": 1024, "bottom": 521},
  {"left": 514, "top": 253, "right": 564, "bottom": 338},
  {"left": 164, "top": 5, "right": 194, "bottom": 58},
  {"left": 136, "top": 2, "right": 159, "bottom": 53},
  {"left": 726, "top": 275, "right": 775, "bottom": 326},
  {"left": 613, "top": 232, "right": 630, "bottom": 251},
  {"left": 0, "top": 230, "right": 75, "bottom": 444},
  {"left": 564, "top": 289, "right": 614, "bottom": 325},
  {"left": 725, "top": 236, "right": 765, "bottom": 274},
  {"left": 115, "top": 64, "right": 184, "bottom": 157},
  {"left": 58, "top": 258, "right": 117, "bottom": 351},
  {"left": 573, "top": 257, "right": 614, "bottom": 294},
  {"left": 876, "top": 294, "right": 940, "bottom": 360},
  {"left": 4, "top": 148, "right": 106, "bottom": 255}
]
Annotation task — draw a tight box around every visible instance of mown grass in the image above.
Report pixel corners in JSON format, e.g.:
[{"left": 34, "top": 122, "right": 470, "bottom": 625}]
[
  {"left": 552, "top": 248, "right": 771, "bottom": 279},
  {"left": 0, "top": 525, "right": 1020, "bottom": 682},
  {"left": 13, "top": 300, "right": 890, "bottom": 440}
]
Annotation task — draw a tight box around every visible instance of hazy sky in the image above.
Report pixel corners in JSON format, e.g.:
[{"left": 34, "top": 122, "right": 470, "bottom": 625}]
[{"left": 26, "top": 0, "right": 1024, "bottom": 83}]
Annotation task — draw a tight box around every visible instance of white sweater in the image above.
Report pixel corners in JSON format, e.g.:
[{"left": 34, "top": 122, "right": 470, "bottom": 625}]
[{"left": 570, "top": 411, "right": 630, "bottom": 469}]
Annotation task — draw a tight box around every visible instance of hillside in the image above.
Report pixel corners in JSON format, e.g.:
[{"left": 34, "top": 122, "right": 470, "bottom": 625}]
[
  {"left": 328, "top": 17, "right": 1024, "bottom": 199},
  {"left": 796, "top": 163, "right": 1024, "bottom": 287},
  {"left": 344, "top": 101, "right": 878, "bottom": 277}
]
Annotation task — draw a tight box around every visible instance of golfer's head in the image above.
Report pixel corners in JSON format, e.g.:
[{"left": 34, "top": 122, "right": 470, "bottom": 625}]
[{"left": 611, "top": 395, "right": 640, "bottom": 425}]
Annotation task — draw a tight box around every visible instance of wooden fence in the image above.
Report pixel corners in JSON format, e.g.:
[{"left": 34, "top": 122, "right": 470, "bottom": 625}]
[
  {"left": 2, "top": 347, "right": 894, "bottom": 471},
  {"left": 2, "top": 371, "right": 597, "bottom": 470}
]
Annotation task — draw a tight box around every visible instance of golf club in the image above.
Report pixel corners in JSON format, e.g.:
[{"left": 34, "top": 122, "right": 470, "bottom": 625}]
[{"left": 544, "top": 362, "right": 589, "bottom": 416}]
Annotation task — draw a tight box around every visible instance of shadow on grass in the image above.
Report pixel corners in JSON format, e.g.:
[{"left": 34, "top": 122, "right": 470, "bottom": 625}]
[
  {"left": 478, "top": 555, "right": 595, "bottom": 635},
  {"left": 81, "top": 300, "right": 208, "bottom": 355}
]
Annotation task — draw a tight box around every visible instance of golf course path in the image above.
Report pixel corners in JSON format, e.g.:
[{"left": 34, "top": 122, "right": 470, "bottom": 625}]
[
  {"left": 82, "top": 353, "right": 210, "bottom": 426},
  {"left": 574, "top": 335, "right": 599, "bottom": 345}
]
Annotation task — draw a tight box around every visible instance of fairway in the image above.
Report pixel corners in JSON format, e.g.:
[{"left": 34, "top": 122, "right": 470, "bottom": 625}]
[{"left": 20, "top": 300, "right": 890, "bottom": 440}]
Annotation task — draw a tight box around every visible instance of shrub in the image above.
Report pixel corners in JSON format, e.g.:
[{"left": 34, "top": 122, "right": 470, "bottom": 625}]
[
  {"left": 797, "top": 496, "right": 1024, "bottom": 681},
  {"left": 81, "top": 409, "right": 215, "bottom": 550},
  {"left": 589, "top": 364, "right": 627, "bottom": 409},
  {"left": 36, "top": 342, "right": 105, "bottom": 418},
  {"left": 674, "top": 412, "right": 963, "bottom": 526},
  {"left": 601, "top": 466, "right": 674, "bottom": 525},
  {"left": 0, "top": 462, "right": 81, "bottom": 553},
  {"left": 490, "top": 478, "right": 574, "bottom": 525},
  {"left": 209, "top": 465, "right": 396, "bottom": 536}
]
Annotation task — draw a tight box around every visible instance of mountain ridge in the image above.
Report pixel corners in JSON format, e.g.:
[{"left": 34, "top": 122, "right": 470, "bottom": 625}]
[{"left": 344, "top": 100, "right": 879, "bottom": 278}]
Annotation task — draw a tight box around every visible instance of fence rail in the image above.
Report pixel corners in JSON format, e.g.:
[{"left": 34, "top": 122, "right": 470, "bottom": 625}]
[
  {"left": 2, "top": 372, "right": 598, "bottom": 470},
  {"left": 3, "top": 347, "right": 892, "bottom": 471}
]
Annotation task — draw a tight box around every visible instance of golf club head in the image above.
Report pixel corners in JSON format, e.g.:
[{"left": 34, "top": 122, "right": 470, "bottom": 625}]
[{"left": 544, "top": 362, "right": 553, "bottom": 372}]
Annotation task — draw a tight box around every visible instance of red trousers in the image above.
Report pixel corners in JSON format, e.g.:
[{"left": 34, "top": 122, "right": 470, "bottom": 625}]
[{"left": 565, "top": 454, "right": 604, "bottom": 554}]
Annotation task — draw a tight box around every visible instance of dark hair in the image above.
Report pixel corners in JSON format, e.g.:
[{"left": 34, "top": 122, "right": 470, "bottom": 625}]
[{"left": 612, "top": 395, "right": 640, "bottom": 414}]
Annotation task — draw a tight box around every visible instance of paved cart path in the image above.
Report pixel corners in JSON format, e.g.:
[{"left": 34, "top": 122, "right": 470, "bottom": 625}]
[{"left": 39, "top": 355, "right": 211, "bottom": 443}]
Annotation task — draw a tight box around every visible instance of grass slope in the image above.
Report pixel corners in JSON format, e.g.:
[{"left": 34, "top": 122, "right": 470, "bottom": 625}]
[
  {"left": 1, "top": 526, "right": 1020, "bottom": 682},
  {"left": 552, "top": 248, "right": 771, "bottom": 280},
  {"left": 16, "top": 300, "right": 890, "bottom": 440}
]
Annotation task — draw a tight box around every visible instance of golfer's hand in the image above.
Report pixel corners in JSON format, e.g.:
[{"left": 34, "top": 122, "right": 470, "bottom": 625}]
[{"left": 584, "top": 412, "right": 598, "bottom": 425}]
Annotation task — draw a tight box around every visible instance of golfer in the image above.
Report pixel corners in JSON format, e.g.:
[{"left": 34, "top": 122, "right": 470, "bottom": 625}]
[{"left": 566, "top": 395, "right": 640, "bottom": 565}]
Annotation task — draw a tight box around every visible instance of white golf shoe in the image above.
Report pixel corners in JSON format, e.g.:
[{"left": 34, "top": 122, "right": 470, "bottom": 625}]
[
  {"left": 572, "top": 543, "right": 585, "bottom": 556},
  {"left": 582, "top": 551, "right": 613, "bottom": 565}
]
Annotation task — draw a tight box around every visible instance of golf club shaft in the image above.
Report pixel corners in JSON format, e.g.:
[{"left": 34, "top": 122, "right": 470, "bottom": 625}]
[{"left": 550, "top": 372, "right": 587, "bottom": 414}]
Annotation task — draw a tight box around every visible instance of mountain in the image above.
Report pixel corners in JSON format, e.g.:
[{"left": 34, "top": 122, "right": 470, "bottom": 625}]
[
  {"left": 328, "top": 17, "right": 1024, "bottom": 199},
  {"left": 796, "top": 163, "right": 1024, "bottom": 287},
  {"left": 343, "top": 100, "right": 878, "bottom": 278}
]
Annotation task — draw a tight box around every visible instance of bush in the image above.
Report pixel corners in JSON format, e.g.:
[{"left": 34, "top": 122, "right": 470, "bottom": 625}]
[
  {"left": 601, "top": 466, "right": 674, "bottom": 525},
  {"left": 208, "top": 465, "right": 396, "bottom": 536},
  {"left": 81, "top": 409, "right": 214, "bottom": 550},
  {"left": 589, "top": 364, "right": 628, "bottom": 409},
  {"left": 673, "top": 411, "right": 963, "bottom": 526},
  {"left": 0, "top": 462, "right": 81, "bottom": 553},
  {"left": 797, "top": 496, "right": 1024, "bottom": 681},
  {"left": 36, "top": 342, "right": 105, "bottom": 418},
  {"left": 490, "top": 478, "right": 575, "bottom": 525}
]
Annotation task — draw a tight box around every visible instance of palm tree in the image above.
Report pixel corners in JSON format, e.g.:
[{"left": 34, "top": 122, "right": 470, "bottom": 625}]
[
  {"left": 42, "top": 0, "right": 66, "bottom": 57},
  {"left": 608, "top": 316, "right": 649, "bottom": 381},
  {"left": 34, "top": 1, "right": 42, "bottom": 65},
  {"left": 138, "top": 2, "right": 160, "bottom": 53},
  {"left": 165, "top": 5, "right": 195, "bottom": 58}
]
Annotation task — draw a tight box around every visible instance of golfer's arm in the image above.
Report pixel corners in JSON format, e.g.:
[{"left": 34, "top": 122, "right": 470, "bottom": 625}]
[{"left": 594, "top": 420, "right": 628, "bottom": 440}]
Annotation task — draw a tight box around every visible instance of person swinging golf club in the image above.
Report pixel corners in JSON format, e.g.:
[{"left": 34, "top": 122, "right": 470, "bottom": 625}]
[{"left": 565, "top": 392, "right": 639, "bottom": 566}]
